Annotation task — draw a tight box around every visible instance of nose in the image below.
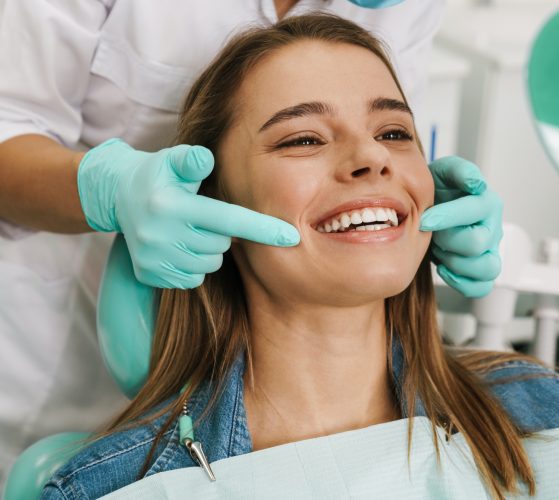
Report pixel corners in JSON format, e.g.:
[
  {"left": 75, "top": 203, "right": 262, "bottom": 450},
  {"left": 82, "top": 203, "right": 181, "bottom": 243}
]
[{"left": 335, "top": 136, "right": 392, "bottom": 182}]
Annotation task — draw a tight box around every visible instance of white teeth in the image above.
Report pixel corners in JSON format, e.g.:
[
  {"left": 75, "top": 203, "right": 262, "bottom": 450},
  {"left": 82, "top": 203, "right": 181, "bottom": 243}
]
[
  {"left": 317, "top": 206, "right": 403, "bottom": 233},
  {"left": 361, "top": 208, "right": 375, "bottom": 223},
  {"left": 351, "top": 223, "right": 391, "bottom": 232},
  {"left": 387, "top": 209, "right": 398, "bottom": 227},
  {"left": 374, "top": 207, "right": 388, "bottom": 222},
  {"left": 350, "top": 212, "right": 362, "bottom": 225}
]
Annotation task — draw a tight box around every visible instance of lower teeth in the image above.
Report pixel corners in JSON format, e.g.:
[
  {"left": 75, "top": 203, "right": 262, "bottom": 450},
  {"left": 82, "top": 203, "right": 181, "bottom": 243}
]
[{"left": 349, "top": 223, "right": 391, "bottom": 232}]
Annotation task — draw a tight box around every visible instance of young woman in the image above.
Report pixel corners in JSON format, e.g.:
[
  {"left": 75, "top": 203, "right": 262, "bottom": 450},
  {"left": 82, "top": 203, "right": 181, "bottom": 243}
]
[{"left": 42, "top": 14, "right": 559, "bottom": 500}]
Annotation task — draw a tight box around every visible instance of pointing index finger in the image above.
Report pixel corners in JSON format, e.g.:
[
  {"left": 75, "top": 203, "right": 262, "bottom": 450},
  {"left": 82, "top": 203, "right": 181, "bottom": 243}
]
[
  {"left": 420, "top": 190, "right": 494, "bottom": 231},
  {"left": 187, "top": 196, "right": 300, "bottom": 247}
]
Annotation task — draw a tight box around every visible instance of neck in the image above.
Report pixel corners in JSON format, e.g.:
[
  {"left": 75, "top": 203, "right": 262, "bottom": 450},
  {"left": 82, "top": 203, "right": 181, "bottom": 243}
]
[{"left": 243, "top": 299, "right": 401, "bottom": 451}]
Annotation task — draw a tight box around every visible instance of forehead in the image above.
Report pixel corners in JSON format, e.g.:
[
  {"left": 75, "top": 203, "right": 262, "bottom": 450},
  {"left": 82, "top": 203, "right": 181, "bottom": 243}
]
[{"left": 234, "top": 40, "right": 403, "bottom": 121}]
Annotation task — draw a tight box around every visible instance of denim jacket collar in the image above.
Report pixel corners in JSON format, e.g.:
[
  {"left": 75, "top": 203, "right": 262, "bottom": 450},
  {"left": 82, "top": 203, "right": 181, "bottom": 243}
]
[
  {"left": 189, "top": 353, "right": 253, "bottom": 460},
  {"left": 162, "top": 335, "right": 422, "bottom": 475},
  {"left": 145, "top": 353, "right": 251, "bottom": 477},
  {"left": 390, "top": 336, "right": 427, "bottom": 418}
]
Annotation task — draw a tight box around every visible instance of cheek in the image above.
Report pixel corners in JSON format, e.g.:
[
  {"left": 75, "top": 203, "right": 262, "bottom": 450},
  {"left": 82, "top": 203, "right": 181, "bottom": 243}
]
[
  {"left": 399, "top": 155, "right": 434, "bottom": 263},
  {"left": 228, "top": 163, "right": 320, "bottom": 298},
  {"left": 231, "top": 158, "right": 324, "bottom": 226},
  {"left": 414, "top": 170, "right": 434, "bottom": 274},
  {"left": 232, "top": 239, "right": 309, "bottom": 304},
  {"left": 413, "top": 165, "right": 434, "bottom": 250},
  {"left": 415, "top": 164, "right": 435, "bottom": 208},
  {"left": 400, "top": 154, "right": 435, "bottom": 211}
]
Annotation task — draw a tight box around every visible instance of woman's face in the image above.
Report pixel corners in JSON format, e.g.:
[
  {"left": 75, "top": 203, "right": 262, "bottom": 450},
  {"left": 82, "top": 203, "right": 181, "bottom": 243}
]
[{"left": 217, "top": 40, "right": 434, "bottom": 306}]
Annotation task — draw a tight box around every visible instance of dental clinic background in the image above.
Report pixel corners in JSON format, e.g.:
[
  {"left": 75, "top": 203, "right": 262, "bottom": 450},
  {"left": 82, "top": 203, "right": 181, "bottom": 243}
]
[{"left": 1, "top": 0, "right": 559, "bottom": 490}]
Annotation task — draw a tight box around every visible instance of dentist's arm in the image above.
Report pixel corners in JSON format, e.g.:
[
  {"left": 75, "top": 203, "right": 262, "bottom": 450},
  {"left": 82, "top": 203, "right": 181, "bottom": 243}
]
[
  {"left": 420, "top": 157, "right": 504, "bottom": 298},
  {"left": 0, "top": 136, "right": 300, "bottom": 289},
  {"left": 0, "top": 135, "right": 89, "bottom": 233}
]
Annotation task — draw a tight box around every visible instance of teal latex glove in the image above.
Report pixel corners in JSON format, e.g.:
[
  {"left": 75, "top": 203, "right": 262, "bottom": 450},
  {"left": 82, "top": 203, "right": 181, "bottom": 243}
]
[
  {"left": 78, "top": 139, "right": 300, "bottom": 288},
  {"left": 347, "top": 0, "right": 405, "bottom": 7},
  {"left": 420, "top": 156, "right": 503, "bottom": 298},
  {"left": 3, "top": 432, "right": 90, "bottom": 500}
]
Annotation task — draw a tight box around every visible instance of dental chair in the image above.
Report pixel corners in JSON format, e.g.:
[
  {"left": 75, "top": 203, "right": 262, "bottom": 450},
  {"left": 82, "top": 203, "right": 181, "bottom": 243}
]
[
  {"left": 3, "top": 235, "right": 156, "bottom": 500},
  {"left": 4, "top": 11, "right": 559, "bottom": 498}
]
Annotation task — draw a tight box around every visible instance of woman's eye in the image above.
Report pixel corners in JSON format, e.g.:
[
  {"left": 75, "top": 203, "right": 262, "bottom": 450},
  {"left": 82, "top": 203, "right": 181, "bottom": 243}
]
[
  {"left": 376, "top": 129, "right": 413, "bottom": 142},
  {"left": 276, "top": 135, "right": 324, "bottom": 148}
]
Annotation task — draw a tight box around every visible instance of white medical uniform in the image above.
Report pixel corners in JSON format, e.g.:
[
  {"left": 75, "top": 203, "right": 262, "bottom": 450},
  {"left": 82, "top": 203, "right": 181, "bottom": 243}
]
[{"left": 0, "top": 0, "right": 444, "bottom": 485}]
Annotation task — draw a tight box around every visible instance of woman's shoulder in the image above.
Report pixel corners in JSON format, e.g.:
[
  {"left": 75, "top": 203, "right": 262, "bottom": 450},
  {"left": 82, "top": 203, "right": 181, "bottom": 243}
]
[
  {"left": 480, "top": 358, "right": 559, "bottom": 432},
  {"left": 40, "top": 402, "right": 189, "bottom": 499}
]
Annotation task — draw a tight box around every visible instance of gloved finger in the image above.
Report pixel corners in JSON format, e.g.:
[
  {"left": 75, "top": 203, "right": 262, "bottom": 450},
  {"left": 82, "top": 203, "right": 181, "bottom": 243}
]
[
  {"left": 133, "top": 263, "right": 206, "bottom": 290},
  {"left": 431, "top": 246, "right": 501, "bottom": 282},
  {"left": 429, "top": 156, "right": 487, "bottom": 195},
  {"left": 436, "top": 265, "right": 495, "bottom": 299},
  {"left": 184, "top": 195, "right": 300, "bottom": 247},
  {"left": 177, "top": 226, "right": 232, "bottom": 255},
  {"left": 163, "top": 249, "right": 224, "bottom": 275},
  {"left": 433, "top": 189, "right": 467, "bottom": 204},
  {"left": 134, "top": 246, "right": 224, "bottom": 282},
  {"left": 431, "top": 223, "right": 497, "bottom": 257},
  {"left": 167, "top": 145, "right": 215, "bottom": 183},
  {"left": 434, "top": 216, "right": 503, "bottom": 256},
  {"left": 161, "top": 271, "right": 206, "bottom": 290},
  {"left": 420, "top": 190, "right": 499, "bottom": 232}
]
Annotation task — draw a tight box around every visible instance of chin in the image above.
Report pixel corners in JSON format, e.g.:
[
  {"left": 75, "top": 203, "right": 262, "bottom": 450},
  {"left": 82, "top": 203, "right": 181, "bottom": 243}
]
[
  {"left": 318, "top": 267, "right": 416, "bottom": 305},
  {"left": 238, "top": 246, "right": 426, "bottom": 306},
  {"left": 357, "top": 278, "right": 414, "bottom": 301}
]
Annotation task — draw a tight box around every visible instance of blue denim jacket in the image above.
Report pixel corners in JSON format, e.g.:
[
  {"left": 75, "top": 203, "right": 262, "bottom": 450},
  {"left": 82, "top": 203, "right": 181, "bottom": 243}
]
[{"left": 41, "top": 345, "right": 559, "bottom": 499}]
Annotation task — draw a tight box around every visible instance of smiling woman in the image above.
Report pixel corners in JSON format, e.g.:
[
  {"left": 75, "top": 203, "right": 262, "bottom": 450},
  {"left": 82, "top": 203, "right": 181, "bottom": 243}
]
[{"left": 42, "top": 13, "right": 559, "bottom": 500}]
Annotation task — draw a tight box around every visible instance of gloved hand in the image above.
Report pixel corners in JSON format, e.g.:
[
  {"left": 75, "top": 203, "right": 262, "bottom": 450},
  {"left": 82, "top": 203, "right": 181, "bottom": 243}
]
[
  {"left": 420, "top": 156, "right": 503, "bottom": 298},
  {"left": 347, "top": 0, "right": 405, "bottom": 8},
  {"left": 77, "top": 139, "right": 300, "bottom": 288}
]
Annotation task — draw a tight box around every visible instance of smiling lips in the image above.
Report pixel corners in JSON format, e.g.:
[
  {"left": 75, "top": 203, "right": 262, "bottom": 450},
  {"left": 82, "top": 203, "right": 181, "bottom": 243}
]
[
  {"left": 313, "top": 199, "right": 408, "bottom": 235},
  {"left": 317, "top": 206, "right": 399, "bottom": 233}
]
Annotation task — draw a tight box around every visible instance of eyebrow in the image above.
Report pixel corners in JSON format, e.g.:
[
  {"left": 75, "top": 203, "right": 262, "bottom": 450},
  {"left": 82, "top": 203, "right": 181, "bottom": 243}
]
[
  {"left": 259, "top": 101, "right": 334, "bottom": 132},
  {"left": 369, "top": 97, "right": 413, "bottom": 118},
  {"left": 258, "top": 97, "right": 413, "bottom": 133}
]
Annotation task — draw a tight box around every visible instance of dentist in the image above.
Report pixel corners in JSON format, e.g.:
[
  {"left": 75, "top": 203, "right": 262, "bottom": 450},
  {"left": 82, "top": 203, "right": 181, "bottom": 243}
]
[{"left": 0, "top": 0, "right": 502, "bottom": 485}]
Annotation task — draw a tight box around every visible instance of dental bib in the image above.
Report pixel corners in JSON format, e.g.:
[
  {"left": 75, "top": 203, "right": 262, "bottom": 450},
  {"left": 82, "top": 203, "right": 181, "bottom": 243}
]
[{"left": 101, "top": 417, "right": 559, "bottom": 499}]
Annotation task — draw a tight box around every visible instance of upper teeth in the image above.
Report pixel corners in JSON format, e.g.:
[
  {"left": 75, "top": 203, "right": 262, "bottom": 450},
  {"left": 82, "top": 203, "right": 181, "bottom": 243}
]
[{"left": 317, "top": 207, "right": 399, "bottom": 233}]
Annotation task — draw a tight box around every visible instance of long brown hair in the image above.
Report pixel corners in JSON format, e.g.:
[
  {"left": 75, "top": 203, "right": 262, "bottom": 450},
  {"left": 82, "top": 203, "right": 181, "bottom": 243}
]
[{"left": 106, "top": 14, "right": 547, "bottom": 499}]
